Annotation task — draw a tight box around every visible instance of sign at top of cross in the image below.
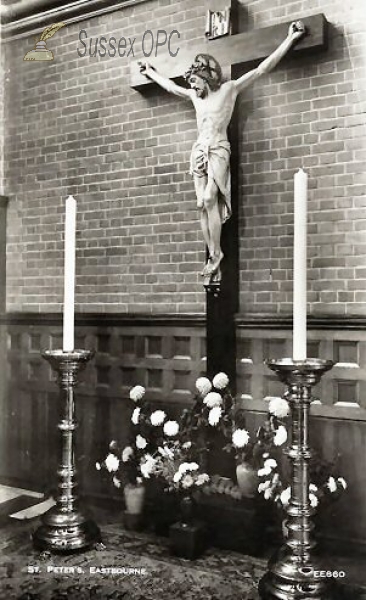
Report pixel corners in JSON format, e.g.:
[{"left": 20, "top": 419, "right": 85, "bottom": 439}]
[{"left": 130, "top": 12, "right": 327, "bottom": 286}]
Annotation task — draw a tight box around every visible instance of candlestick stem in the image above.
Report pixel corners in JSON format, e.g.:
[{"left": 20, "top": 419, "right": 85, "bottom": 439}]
[
  {"left": 33, "top": 349, "right": 101, "bottom": 552},
  {"left": 259, "top": 358, "right": 334, "bottom": 600}
]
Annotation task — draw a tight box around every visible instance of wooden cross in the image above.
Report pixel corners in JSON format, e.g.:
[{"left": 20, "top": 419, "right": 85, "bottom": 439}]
[
  {"left": 130, "top": 13, "right": 327, "bottom": 90},
  {"left": 130, "top": 8, "right": 327, "bottom": 387}
]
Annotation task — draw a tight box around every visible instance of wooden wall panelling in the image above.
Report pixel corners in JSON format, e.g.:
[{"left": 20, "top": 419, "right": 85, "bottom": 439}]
[
  {"left": 2, "top": 316, "right": 206, "bottom": 492},
  {"left": 236, "top": 323, "right": 366, "bottom": 549},
  {"left": 310, "top": 417, "right": 366, "bottom": 547},
  {"left": 236, "top": 327, "right": 366, "bottom": 421}
]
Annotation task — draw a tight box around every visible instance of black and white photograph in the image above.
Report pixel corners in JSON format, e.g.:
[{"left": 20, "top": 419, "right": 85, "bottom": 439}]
[{"left": 0, "top": 0, "right": 365, "bottom": 598}]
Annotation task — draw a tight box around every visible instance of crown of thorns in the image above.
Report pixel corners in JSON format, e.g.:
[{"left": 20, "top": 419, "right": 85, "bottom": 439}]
[{"left": 184, "top": 54, "right": 222, "bottom": 89}]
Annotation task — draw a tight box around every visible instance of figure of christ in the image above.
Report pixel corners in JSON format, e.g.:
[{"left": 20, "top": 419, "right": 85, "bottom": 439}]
[{"left": 140, "top": 21, "right": 305, "bottom": 280}]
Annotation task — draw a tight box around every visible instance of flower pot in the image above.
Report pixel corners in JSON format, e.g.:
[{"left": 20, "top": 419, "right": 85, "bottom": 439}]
[
  {"left": 180, "top": 494, "right": 195, "bottom": 526},
  {"left": 123, "top": 483, "right": 145, "bottom": 515},
  {"left": 170, "top": 495, "right": 206, "bottom": 560},
  {"left": 236, "top": 463, "right": 259, "bottom": 498}
]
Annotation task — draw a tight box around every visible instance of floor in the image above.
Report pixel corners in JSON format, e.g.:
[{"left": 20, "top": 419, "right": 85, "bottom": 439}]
[{"left": 0, "top": 484, "right": 365, "bottom": 599}]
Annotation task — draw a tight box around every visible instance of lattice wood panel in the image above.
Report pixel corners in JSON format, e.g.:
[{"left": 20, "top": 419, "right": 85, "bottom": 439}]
[
  {"left": 237, "top": 328, "right": 366, "bottom": 420},
  {"left": 3, "top": 317, "right": 206, "bottom": 490}
]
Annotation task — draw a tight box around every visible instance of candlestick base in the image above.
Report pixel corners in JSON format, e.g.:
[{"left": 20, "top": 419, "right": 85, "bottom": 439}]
[
  {"left": 33, "top": 350, "right": 101, "bottom": 553},
  {"left": 258, "top": 358, "right": 334, "bottom": 600},
  {"left": 33, "top": 509, "right": 101, "bottom": 553}
]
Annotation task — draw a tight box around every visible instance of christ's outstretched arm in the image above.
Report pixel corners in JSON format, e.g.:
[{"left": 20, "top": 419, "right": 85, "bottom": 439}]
[
  {"left": 138, "top": 62, "right": 193, "bottom": 99},
  {"left": 234, "top": 21, "right": 306, "bottom": 93}
]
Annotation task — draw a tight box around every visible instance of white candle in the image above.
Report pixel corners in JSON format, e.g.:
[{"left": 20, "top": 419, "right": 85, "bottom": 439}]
[
  {"left": 63, "top": 195, "right": 77, "bottom": 352},
  {"left": 293, "top": 168, "right": 308, "bottom": 360}
]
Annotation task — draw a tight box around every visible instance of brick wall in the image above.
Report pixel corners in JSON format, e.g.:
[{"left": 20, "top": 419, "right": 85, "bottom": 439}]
[
  {"left": 238, "top": 0, "right": 366, "bottom": 316},
  {"left": 4, "top": 0, "right": 206, "bottom": 313},
  {"left": 0, "top": 22, "right": 4, "bottom": 195},
  {"left": 3, "top": 0, "right": 366, "bottom": 316}
]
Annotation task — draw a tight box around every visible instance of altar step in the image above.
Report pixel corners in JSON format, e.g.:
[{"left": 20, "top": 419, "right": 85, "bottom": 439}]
[{"left": 0, "top": 484, "right": 55, "bottom": 522}]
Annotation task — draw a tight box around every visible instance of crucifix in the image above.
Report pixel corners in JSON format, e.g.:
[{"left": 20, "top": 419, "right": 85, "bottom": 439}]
[{"left": 130, "top": 8, "right": 327, "bottom": 385}]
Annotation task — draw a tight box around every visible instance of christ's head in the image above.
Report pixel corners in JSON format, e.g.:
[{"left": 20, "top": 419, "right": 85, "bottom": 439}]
[{"left": 185, "top": 54, "right": 222, "bottom": 96}]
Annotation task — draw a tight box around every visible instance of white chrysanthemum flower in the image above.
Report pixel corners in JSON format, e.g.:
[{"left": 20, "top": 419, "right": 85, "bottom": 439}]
[
  {"left": 264, "top": 487, "right": 273, "bottom": 500},
  {"left": 173, "top": 471, "right": 183, "bottom": 483},
  {"left": 150, "top": 410, "right": 166, "bottom": 426},
  {"left": 96, "top": 461, "right": 101, "bottom": 471},
  {"left": 105, "top": 453, "right": 119, "bottom": 473},
  {"left": 203, "top": 391, "right": 223, "bottom": 408},
  {"left": 163, "top": 420, "right": 179, "bottom": 436},
  {"left": 182, "top": 441, "right": 192, "bottom": 449},
  {"left": 309, "top": 493, "right": 319, "bottom": 507},
  {"left": 129, "top": 385, "right": 145, "bottom": 402},
  {"left": 158, "top": 445, "right": 175, "bottom": 459},
  {"left": 196, "top": 377, "right": 212, "bottom": 396},
  {"left": 208, "top": 406, "right": 222, "bottom": 426},
  {"left": 136, "top": 434, "right": 147, "bottom": 450},
  {"left": 196, "top": 473, "right": 210, "bottom": 486},
  {"left": 178, "top": 462, "right": 191, "bottom": 474},
  {"left": 280, "top": 487, "right": 291, "bottom": 506},
  {"left": 263, "top": 453, "right": 269, "bottom": 459},
  {"left": 131, "top": 407, "right": 140, "bottom": 425},
  {"left": 181, "top": 474, "right": 194, "bottom": 489},
  {"left": 113, "top": 476, "right": 121, "bottom": 488},
  {"left": 258, "top": 466, "right": 271, "bottom": 477},
  {"left": 258, "top": 480, "right": 271, "bottom": 493},
  {"left": 212, "top": 372, "right": 229, "bottom": 390},
  {"left": 273, "top": 425, "right": 288, "bottom": 446},
  {"left": 232, "top": 428, "right": 250, "bottom": 448},
  {"left": 140, "top": 454, "right": 156, "bottom": 479},
  {"left": 326, "top": 476, "right": 337, "bottom": 493},
  {"left": 122, "top": 446, "right": 134, "bottom": 462},
  {"left": 179, "top": 462, "right": 199, "bottom": 473},
  {"left": 337, "top": 477, "right": 347, "bottom": 490},
  {"left": 188, "top": 462, "right": 199, "bottom": 471},
  {"left": 268, "top": 397, "right": 290, "bottom": 418},
  {"left": 264, "top": 458, "right": 277, "bottom": 470},
  {"left": 309, "top": 483, "right": 318, "bottom": 492}
]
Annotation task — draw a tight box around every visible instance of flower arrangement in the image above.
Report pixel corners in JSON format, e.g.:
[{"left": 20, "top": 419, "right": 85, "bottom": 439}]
[
  {"left": 152, "top": 440, "right": 210, "bottom": 493},
  {"left": 96, "top": 385, "right": 178, "bottom": 489},
  {"left": 179, "top": 372, "right": 234, "bottom": 443},
  {"left": 258, "top": 450, "right": 347, "bottom": 510},
  {"left": 100, "top": 372, "right": 235, "bottom": 496},
  {"left": 255, "top": 397, "right": 348, "bottom": 510},
  {"left": 223, "top": 395, "right": 290, "bottom": 471},
  {"left": 133, "top": 373, "right": 235, "bottom": 495}
]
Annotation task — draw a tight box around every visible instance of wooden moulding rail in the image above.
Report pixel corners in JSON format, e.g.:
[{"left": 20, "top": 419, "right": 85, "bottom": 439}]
[{"left": 0, "top": 0, "right": 151, "bottom": 39}]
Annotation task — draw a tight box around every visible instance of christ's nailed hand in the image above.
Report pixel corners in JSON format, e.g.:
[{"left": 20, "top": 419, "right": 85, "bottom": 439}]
[
  {"left": 138, "top": 61, "right": 154, "bottom": 77},
  {"left": 288, "top": 21, "right": 306, "bottom": 43}
]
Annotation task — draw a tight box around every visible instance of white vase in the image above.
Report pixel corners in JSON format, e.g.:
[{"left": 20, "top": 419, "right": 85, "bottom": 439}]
[
  {"left": 236, "top": 463, "right": 259, "bottom": 498},
  {"left": 123, "top": 483, "right": 145, "bottom": 515}
]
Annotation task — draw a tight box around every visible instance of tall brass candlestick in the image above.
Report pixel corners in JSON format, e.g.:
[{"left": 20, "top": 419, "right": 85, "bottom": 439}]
[
  {"left": 33, "top": 349, "right": 101, "bottom": 553},
  {"left": 259, "top": 358, "right": 334, "bottom": 600}
]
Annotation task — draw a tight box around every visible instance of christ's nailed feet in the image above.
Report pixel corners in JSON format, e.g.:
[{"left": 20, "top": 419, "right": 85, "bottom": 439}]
[{"left": 202, "top": 251, "right": 224, "bottom": 277}]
